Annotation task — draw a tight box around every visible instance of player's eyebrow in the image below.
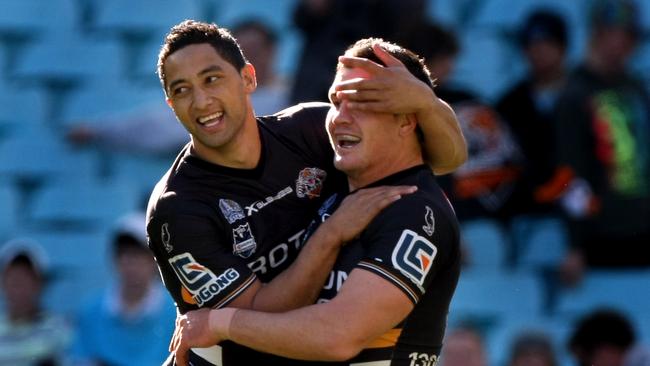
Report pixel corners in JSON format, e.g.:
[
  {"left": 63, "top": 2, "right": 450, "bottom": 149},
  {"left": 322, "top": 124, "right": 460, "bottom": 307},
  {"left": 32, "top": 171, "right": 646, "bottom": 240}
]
[{"left": 167, "top": 65, "right": 224, "bottom": 92}]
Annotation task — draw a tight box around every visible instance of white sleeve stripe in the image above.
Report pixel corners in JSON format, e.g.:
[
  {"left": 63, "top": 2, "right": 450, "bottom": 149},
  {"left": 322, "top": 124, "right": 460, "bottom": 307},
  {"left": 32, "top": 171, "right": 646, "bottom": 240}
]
[
  {"left": 212, "top": 274, "right": 257, "bottom": 309},
  {"left": 358, "top": 261, "right": 419, "bottom": 303}
]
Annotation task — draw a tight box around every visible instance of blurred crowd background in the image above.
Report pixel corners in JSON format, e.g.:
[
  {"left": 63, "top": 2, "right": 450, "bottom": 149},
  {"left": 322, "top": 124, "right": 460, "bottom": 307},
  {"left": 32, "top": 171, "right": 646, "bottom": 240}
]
[{"left": 0, "top": 0, "right": 649, "bottom": 365}]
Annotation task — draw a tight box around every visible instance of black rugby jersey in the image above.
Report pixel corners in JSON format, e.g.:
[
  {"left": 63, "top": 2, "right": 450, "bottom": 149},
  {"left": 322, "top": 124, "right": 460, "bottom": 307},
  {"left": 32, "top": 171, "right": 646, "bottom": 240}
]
[
  {"left": 146, "top": 103, "right": 347, "bottom": 366},
  {"left": 306, "top": 165, "right": 461, "bottom": 366}
]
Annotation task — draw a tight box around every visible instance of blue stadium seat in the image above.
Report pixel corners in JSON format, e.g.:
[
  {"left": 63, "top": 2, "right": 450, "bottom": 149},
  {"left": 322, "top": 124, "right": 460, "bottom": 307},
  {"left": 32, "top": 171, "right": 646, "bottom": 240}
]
[
  {"left": 60, "top": 79, "right": 163, "bottom": 126},
  {"left": 555, "top": 270, "right": 650, "bottom": 322},
  {"left": 460, "top": 219, "right": 508, "bottom": 271},
  {"left": 0, "top": 0, "right": 79, "bottom": 34},
  {"left": 29, "top": 178, "right": 141, "bottom": 230},
  {"left": 0, "top": 128, "right": 99, "bottom": 185},
  {"left": 109, "top": 153, "right": 174, "bottom": 202},
  {"left": 217, "top": 0, "right": 298, "bottom": 31},
  {"left": 0, "top": 183, "right": 19, "bottom": 241},
  {"left": 452, "top": 27, "right": 523, "bottom": 101},
  {"left": 12, "top": 32, "right": 123, "bottom": 82},
  {"left": 510, "top": 215, "right": 567, "bottom": 269},
  {"left": 94, "top": 0, "right": 202, "bottom": 37},
  {"left": 449, "top": 270, "right": 546, "bottom": 325},
  {"left": 0, "top": 83, "right": 49, "bottom": 130}
]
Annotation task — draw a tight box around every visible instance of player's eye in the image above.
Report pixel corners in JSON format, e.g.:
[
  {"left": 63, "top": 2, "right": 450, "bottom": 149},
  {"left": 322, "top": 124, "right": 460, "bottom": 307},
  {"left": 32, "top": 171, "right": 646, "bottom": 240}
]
[{"left": 171, "top": 86, "right": 189, "bottom": 97}]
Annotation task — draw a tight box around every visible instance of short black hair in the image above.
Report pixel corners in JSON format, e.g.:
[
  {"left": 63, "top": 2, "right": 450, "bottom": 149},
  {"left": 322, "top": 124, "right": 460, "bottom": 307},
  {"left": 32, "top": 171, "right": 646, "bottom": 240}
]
[
  {"left": 341, "top": 38, "right": 435, "bottom": 91},
  {"left": 569, "top": 308, "right": 636, "bottom": 358},
  {"left": 157, "top": 20, "right": 248, "bottom": 94},
  {"left": 519, "top": 9, "right": 568, "bottom": 49}
]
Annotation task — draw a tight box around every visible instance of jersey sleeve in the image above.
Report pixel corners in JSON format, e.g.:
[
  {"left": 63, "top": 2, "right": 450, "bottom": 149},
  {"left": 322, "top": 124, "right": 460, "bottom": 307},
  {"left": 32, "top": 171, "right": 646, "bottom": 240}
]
[
  {"left": 147, "top": 199, "right": 256, "bottom": 312},
  {"left": 356, "top": 195, "right": 459, "bottom": 304}
]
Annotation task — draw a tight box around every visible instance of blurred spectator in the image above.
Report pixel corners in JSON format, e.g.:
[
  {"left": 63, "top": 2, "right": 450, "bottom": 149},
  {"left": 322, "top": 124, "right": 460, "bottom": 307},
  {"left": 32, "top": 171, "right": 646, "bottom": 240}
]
[
  {"left": 554, "top": 0, "right": 650, "bottom": 285},
  {"left": 568, "top": 308, "right": 636, "bottom": 366},
  {"left": 0, "top": 239, "right": 71, "bottom": 366},
  {"left": 66, "top": 101, "right": 187, "bottom": 156},
  {"left": 415, "top": 22, "right": 522, "bottom": 268},
  {"left": 232, "top": 19, "right": 290, "bottom": 115},
  {"left": 289, "top": 0, "right": 427, "bottom": 103},
  {"left": 496, "top": 9, "right": 570, "bottom": 219},
  {"left": 410, "top": 22, "right": 476, "bottom": 105},
  {"left": 507, "top": 330, "right": 558, "bottom": 366},
  {"left": 68, "top": 212, "right": 175, "bottom": 366},
  {"left": 440, "top": 322, "right": 489, "bottom": 366}
]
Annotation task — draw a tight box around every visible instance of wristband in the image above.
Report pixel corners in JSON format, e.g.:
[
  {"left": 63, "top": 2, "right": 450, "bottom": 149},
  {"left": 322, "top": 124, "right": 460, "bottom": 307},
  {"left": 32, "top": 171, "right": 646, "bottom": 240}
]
[{"left": 209, "top": 308, "right": 238, "bottom": 340}]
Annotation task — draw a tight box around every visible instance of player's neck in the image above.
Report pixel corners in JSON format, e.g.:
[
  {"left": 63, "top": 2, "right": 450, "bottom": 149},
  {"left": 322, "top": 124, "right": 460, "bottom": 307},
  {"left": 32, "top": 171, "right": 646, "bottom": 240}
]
[
  {"left": 192, "top": 116, "right": 262, "bottom": 169},
  {"left": 348, "top": 156, "right": 423, "bottom": 190}
]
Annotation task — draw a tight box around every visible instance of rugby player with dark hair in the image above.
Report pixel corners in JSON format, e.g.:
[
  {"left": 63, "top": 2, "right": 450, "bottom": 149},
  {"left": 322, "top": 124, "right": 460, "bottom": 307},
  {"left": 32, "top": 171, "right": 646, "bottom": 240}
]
[
  {"left": 148, "top": 20, "right": 465, "bottom": 365},
  {"left": 171, "top": 38, "right": 461, "bottom": 366}
]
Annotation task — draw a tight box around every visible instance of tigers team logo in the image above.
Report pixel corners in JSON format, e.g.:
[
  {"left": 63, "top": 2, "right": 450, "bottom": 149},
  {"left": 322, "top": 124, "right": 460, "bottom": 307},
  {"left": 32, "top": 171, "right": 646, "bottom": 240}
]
[
  {"left": 296, "top": 167, "right": 327, "bottom": 199},
  {"left": 392, "top": 229, "right": 437, "bottom": 288}
]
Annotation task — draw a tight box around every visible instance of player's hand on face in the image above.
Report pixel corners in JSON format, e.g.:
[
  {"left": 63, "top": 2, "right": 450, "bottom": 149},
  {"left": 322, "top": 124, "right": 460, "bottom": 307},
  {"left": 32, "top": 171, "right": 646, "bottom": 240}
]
[
  {"left": 171, "top": 308, "right": 221, "bottom": 366},
  {"left": 334, "top": 44, "right": 435, "bottom": 115},
  {"left": 324, "top": 185, "right": 417, "bottom": 244}
]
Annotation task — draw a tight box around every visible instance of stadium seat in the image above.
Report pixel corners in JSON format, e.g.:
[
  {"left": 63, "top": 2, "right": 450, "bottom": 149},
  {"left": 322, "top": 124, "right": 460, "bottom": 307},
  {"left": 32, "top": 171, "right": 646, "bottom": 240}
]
[
  {"left": 509, "top": 215, "right": 567, "bottom": 269},
  {"left": 217, "top": 0, "right": 298, "bottom": 31},
  {"left": 555, "top": 269, "right": 650, "bottom": 322},
  {"left": 460, "top": 219, "right": 508, "bottom": 271},
  {"left": 93, "top": 0, "right": 202, "bottom": 37},
  {"left": 0, "top": 183, "right": 19, "bottom": 241},
  {"left": 0, "top": 83, "right": 49, "bottom": 131},
  {"left": 0, "top": 128, "right": 99, "bottom": 186},
  {"left": 29, "top": 178, "right": 141, "bottom": 230},
  {"left": 60, "top": 79, "right": 163, "bottom": 126},
  {"left": 449, "top": 270, "right": 546, "bottom": 326},
  {"left": 0, "top": 0, "right": 79, "bottom": 35},
  {"left": 452, "top": 27, "right": 523, "bottom": 101},
  {"left": 12, "top": 31, "right": 123, "bottom": 83}
]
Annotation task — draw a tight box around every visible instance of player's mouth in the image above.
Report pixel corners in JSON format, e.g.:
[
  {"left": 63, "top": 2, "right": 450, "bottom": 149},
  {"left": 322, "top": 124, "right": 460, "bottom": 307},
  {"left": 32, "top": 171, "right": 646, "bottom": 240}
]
[
  {"left": 335, "top": 134, "right": 361, "bottom": 149},
  {"left": 196, "top": 111, "right": 224, "bottom": 128}
]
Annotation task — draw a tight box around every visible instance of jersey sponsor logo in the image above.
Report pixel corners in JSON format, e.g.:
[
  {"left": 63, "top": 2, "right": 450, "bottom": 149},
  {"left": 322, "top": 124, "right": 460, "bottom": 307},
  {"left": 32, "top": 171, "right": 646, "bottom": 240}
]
[
  {"left": 161, "top": 222, "right": 173, "bottom": 253},
  {"left": 422, "top": 206, "right": 435, "bottom": 236},
  {"left": 169, "top": 253, "right": 240, "bottom": 306},
  {"left": 245, "top": 186, "right": 293, "bottom": 216},
  {"left": 232, "top": 222, "right": 257, "bottom": 258},
  {"left": 247, "top": 229, "right": 304, "bottom": 275},
  {"left": 296, "top": 167, "right": 327, "bottom": 199},
  {"left": 392, "top": 229, "right": 437, "bottom": 288},
  {"left": 219, "top": 199, "right": 245, "bottom": 224}
]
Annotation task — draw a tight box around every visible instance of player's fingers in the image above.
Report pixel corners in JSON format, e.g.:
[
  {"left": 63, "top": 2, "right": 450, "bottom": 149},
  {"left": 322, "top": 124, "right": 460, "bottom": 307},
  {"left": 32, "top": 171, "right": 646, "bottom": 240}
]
[
  {"left": 338, "top": 55, "right": 384, "bottom": 74},
  {"left": 372, "top": 43, "right": 404, "bottom": 67},
  {"left": 334, "top": 77, "right": 381, "bottom": 92},
  {"left": 336, "top": 89, "right": 383, "bottom": 103},
  {"left": 175, "top": 342, "right": 189, "bottom": 366}
]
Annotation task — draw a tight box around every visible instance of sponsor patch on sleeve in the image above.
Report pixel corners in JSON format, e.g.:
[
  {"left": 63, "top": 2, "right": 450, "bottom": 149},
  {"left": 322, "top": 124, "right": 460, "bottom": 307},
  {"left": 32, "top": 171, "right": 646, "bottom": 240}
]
[
  {"left": 169, "top": 253, "right": 240, "bottom": 306},
  {"left": 391, "top": 229, "right": 437, "bottom": 291}
]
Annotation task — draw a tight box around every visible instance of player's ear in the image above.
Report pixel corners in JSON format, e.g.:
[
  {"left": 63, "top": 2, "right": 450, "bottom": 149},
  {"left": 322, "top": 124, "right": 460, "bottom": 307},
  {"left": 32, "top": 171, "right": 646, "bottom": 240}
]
[
  {"left": 398, "top": 113, "right": 418, "bottom": 136},
  {"left": 241, "top": 63, "right": 257, "bottom": 93},
  {"left": 166, "top": 98, "right": 174, "bottom": 109}
]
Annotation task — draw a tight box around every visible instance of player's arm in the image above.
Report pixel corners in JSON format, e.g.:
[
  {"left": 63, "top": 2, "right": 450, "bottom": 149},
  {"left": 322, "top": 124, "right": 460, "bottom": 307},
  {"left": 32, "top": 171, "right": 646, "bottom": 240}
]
[
  {"left": 335, "top": 44, "right": 467, "bottom": 175},
  {"left": 172, "top": 269, "right": 414, "bottom": 364},
  {"left": 237, "top": 185, "right": 416, "bottom": 312}
]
